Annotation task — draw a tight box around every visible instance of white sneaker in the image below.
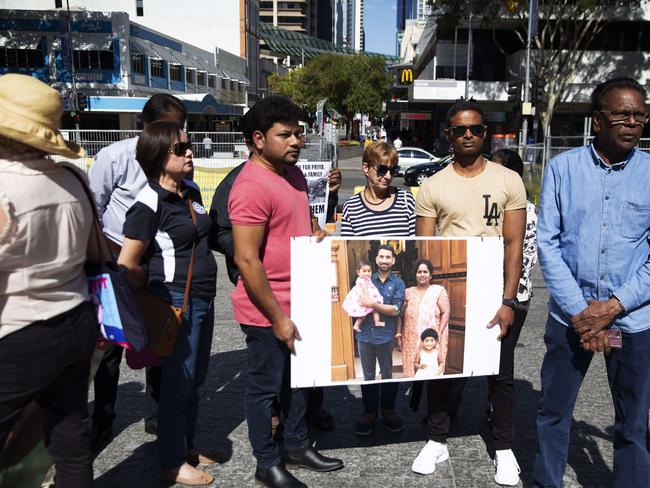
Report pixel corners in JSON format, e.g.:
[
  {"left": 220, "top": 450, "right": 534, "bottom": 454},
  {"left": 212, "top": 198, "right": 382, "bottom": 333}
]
[
  {"left": 494, "top": 449, "right": 521, "bottom": 486},
  {"left": 411, "top": 440, "right": 450, "bottom": 475}
]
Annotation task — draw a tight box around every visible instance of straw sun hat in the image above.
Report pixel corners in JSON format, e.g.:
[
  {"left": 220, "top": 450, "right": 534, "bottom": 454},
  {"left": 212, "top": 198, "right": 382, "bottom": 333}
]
[{"left": 0, "top": 73, "right": 84, "bottom": 159}]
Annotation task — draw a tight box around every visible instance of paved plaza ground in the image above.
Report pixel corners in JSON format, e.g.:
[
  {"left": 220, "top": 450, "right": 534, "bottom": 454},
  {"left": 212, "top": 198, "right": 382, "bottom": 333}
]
[{"left": 93, "top": 258, "right": 621, "bottom": 487}]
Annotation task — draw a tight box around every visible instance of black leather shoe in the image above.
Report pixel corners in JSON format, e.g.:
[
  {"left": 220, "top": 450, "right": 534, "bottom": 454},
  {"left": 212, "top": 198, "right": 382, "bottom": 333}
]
[
  {"left": 90, "top": 423, "right": 113, "bottom": 456},
  {"left": 254, "top": 464, "right": 306, "bottom": 488},
  {"left": 283, "top": 446, "right": 344, "bottom": 472},
  {"left": 144, "top": 420, "right": 157, "bottom": 436}
]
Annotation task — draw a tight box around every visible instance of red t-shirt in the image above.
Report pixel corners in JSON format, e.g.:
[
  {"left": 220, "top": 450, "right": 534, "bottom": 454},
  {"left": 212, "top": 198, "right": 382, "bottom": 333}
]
[{"left": 228, "top": 161, "right": 312, "bottom": 326}]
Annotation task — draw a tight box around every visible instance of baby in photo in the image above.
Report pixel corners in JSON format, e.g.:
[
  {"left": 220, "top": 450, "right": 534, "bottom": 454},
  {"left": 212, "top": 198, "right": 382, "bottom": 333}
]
[
  {"left": 414, "top": 328, "right": 444, "bottom": 378},
  {"left": 342, "top": 260, "right": 384, "bottom": 332}
]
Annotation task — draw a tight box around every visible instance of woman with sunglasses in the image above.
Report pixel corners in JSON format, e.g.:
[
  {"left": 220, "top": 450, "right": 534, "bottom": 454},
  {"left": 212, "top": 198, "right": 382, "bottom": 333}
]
[
  {"left": 340, "top": 141, "right": 415, "bottom": 435},
  {"left": 119, "top": 121, "right": 218, "bottom": 486},
  {"left": 341, "top": 141, "right": 415, "bottom": 237}
]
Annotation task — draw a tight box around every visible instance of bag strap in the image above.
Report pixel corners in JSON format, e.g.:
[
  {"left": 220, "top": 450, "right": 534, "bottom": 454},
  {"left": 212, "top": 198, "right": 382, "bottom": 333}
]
[
  {"left": 63, "top": 165, "right": 113, "bottom": 264},
  {"left": 183, "top": 198, "right": 199, "bottom": 314}
]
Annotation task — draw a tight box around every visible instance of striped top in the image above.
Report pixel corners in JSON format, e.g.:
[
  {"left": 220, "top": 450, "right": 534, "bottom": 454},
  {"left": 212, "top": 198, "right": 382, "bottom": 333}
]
[{"left": 341, "top": 188, "right": 416, "bottom": 237}]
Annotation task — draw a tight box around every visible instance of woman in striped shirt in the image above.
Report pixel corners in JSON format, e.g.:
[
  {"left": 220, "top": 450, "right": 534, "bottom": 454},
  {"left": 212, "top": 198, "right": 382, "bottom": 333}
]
[{"left": 341, "top": 141, "right": 415, "bottom": 237}]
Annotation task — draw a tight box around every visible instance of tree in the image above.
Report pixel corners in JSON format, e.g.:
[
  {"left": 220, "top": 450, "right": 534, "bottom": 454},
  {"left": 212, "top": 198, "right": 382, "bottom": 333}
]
[
  {"left": 268, "top": 53, "right": 392, "bottom": 138},
  {"left": 428, "top": 0, "right": 645, "bottom": 138}
]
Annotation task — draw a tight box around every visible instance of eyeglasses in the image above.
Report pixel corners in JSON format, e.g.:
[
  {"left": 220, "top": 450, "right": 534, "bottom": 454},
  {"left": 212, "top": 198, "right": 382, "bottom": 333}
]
[
  {"left": 599, "top": 110, "right": 649, "bottom": 125},
  {"left": 368, "top": 163, "right": 399, "bottom": 177},
  {"left": 169, "top": 141, "right": 192, "bottom": 156},
  {"left": 449, "top": 124, "right": 487, "bottom": 137}
]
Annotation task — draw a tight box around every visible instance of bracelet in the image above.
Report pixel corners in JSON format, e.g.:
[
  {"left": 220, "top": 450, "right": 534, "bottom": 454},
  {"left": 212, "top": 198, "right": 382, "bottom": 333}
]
[{"left": 394, "top": 333, "right": 402, "bottom": 338}]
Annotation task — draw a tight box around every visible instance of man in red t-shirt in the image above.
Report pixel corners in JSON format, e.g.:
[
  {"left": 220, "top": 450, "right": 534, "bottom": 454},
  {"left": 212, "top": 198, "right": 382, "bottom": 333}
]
[{"left": 229, "top": 96, "right": 344, "bottom": 488}]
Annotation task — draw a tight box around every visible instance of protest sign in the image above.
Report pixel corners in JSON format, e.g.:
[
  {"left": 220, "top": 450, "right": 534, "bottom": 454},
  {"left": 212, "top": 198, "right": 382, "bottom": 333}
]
[
  {"left": 297, "top": 161, "right": 331, "bottom": 229},
  {"left": 290, "top": 237, "right": 504, "bottom": 388}
]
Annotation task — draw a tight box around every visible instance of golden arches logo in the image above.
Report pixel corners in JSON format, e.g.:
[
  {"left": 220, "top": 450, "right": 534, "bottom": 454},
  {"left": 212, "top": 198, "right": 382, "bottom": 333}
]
[{"left": 400, "top": 68, "right": 413, "bottom": 84}]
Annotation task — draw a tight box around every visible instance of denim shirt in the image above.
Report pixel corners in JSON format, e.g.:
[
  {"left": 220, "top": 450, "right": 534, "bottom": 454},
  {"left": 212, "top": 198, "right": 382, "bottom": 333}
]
[
  {"left": 538, "top": 144, "right": 650, "bottom": 333},
  {"left": 356, "top": 271, "right": 406, "bottom": 344}
]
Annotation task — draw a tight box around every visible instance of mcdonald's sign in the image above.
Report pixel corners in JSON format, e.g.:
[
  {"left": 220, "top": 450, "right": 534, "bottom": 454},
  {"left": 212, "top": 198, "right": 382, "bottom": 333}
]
[{"left": 400, "top": 68, "right": 413, "bottom": 84}]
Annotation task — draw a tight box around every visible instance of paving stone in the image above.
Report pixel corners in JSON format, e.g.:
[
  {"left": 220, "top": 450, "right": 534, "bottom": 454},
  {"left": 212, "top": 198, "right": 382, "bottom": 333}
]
[{"left": 91, "top": 261, "right": 638, "bottom": 487}]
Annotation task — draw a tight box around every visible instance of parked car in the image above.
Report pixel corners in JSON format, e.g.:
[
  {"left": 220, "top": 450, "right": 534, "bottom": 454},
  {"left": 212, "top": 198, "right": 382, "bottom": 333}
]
[
  {"left": 403, "top": 155, "right": 453, "bottom": 187},
  {"left": 396, "top": 147, "right": 442, "bottom": 175}
]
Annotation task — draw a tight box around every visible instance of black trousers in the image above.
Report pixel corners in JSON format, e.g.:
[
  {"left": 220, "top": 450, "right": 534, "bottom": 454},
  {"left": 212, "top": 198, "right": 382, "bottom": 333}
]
[
  {"left": 92, "top": 344, "right": 161, "bottom": 430},
  {"left": 241, "top": 325, "right": 309, "bottom": 468},
  {"left": 0, "top": 301, "right": 97, "bottom": 488},
  {"left": 427, "top": 301, "right": 529, "bottom": 450}
]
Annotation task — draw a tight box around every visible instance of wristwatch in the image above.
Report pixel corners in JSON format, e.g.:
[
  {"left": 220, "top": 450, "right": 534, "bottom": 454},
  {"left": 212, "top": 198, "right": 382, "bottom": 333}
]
[{"left": 502, "top": 298, "right": 519, "bottom": 311}]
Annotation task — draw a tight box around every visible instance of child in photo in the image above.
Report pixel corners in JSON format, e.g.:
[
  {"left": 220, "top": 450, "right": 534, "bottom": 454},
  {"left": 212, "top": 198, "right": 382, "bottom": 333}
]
[
  {"left": 414, "top": 328, "right": 443, "bottom": 378},
  {"left": 342, "top": 260, "right": 384, "bottom": 332}
]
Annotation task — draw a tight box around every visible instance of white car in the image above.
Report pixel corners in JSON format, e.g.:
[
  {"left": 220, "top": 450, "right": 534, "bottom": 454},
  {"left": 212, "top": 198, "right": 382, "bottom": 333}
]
[{"left": 396, "top": 147, "right": 441, "bottom": 175}]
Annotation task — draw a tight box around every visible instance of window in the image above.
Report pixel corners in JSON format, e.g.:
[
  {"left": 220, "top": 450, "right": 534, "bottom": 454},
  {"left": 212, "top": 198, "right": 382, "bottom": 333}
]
[
  {"left": 73, "top": 49, "right": 113, "bottom": 70},
  {"left": 186, "top": 68, "right": 194, "bottom": 84},
  {"left": 197, "top": 71, "right": 206, "bottom": 85},
  {"left": 170, "top": 64, "right": 181, "bottom": 81},
  {"left": 221, "top": 78, "right": 226, "bottom": 89},
  {"left": 0, "top": 47, "right": 44, "bottom": 69},
  {"left": 131, "top": 52, "right": 144, "bottom": 74},
  {"left": 208, "top": 75, "right": 216, "bottom": 88},
  {"left": 150, "top": 58, "right": 163, "bottom": 77},
  {"left": 136, "top": 0, "right": 144, "bottom": 16}
]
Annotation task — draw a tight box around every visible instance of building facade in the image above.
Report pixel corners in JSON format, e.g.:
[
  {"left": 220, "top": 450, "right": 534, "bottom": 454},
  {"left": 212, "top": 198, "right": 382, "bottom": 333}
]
[
  {"left": 0, "top": 8, "right": 249, "bottom": 130},
  {"left": 389, "top": 10, "right": 650, "bottom": 150}
]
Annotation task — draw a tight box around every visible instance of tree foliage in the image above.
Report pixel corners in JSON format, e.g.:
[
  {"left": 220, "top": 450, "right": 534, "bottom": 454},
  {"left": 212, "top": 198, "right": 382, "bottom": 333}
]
[
  {"left": 428, "top": 0, "right": 645, "bottom": 136},
  {"left": 268, "top": 53, "right": 392, "bottom": 135}
]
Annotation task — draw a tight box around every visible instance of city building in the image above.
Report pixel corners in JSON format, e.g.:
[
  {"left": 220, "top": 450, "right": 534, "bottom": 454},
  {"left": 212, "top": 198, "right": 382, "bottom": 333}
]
[
  {"left": 388, "top": 9, "right": 650, "bottom": 149},
  {"left": 396, "top": 0, "right": 429, "bottom": 55},
  {"left": 333, "top": 0, "right": 364, "bottom": 50},
  {"left": 0, "top": 7, "right": 249, "bottom": 130},
  {"left": 259, "top": 0, "right": 318, "bottom": 36}
]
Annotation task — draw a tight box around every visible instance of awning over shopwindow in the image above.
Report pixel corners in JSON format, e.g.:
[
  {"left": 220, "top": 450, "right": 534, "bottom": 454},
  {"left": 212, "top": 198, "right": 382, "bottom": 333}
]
[
  {"left": 52, "top": 33, "right": 114, "bottom": 51},
  {"left": 0, "top": 33, "right": 44, "bottom": 49}
]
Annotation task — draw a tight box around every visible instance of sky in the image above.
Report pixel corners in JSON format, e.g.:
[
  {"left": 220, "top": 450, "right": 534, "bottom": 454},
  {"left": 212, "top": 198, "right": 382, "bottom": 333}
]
[{"left": 364, "top": 0, "right": 398, "bottom": 56}]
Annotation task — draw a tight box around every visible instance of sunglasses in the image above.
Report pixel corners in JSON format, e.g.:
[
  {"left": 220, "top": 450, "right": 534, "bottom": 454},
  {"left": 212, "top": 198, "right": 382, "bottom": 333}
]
[
  {"left": 449, "top": 124, "right": 487, "bottom": 137},
  {"left": 169, "top": 141, "right": 192, "bottom": 156},
  {"left": 367, "top": 163, "right": 399, "bottom": 177}
]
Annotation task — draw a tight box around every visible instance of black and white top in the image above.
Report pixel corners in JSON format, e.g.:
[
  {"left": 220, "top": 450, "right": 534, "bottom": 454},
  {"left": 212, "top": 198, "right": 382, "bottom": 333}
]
[
  {"left": 123, "top": 179, "right": 217, "bottom": 298},
  {"left": 341, "top": 187, "right": 416, "bottom": 237},
  {"left": 518, "top": 201, "right": 537, "bottom": 302}
]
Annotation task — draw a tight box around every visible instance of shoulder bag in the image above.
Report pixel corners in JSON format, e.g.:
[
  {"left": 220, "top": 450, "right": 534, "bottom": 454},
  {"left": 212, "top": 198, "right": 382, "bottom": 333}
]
[{"left": 136, "top": 197, "right": 198, "bottom": 357}]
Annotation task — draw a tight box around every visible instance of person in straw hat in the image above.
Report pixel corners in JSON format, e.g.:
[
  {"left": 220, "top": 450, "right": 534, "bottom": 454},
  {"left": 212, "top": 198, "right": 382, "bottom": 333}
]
[{"left": 0, "top": 73, "right": 98, "bottom": 487}]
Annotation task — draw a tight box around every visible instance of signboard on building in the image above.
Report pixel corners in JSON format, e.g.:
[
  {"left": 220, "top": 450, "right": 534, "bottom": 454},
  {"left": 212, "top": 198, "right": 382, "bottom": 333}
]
[
  {"left": 400, "top": 68, "right": 414, "bottom": 84},
  {"left": 400, "top": 112, "right": 432, "bottom": 120}
]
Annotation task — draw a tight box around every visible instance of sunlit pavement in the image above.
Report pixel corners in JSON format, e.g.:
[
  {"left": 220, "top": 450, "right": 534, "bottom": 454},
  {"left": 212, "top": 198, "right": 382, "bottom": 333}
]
[{"left": 92, "top": 259, "right": 620, "bottom": 488}]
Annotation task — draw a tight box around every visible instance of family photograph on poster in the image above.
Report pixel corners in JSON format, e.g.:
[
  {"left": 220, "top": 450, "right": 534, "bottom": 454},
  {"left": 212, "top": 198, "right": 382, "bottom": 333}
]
[{"left": 290, "top": 236, "right": 505, "bottom": 388}]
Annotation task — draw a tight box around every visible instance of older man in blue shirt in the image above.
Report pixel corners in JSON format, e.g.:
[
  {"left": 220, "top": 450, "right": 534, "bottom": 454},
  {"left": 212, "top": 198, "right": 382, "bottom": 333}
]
[
  {"left": 354, "top": 244, "right": 406, "bottom": 436},
  {"left": 535, "top": 77, "right": 650, "bottom": 488}
]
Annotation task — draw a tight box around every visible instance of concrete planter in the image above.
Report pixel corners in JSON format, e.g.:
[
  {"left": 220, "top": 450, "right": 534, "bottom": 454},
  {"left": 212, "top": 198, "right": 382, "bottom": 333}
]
[{"left": 337, "top": 144, "right": 363, "bottom": 160}]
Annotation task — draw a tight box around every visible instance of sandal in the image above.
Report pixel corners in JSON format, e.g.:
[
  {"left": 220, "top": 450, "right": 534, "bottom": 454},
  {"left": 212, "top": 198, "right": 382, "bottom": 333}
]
[
  {"left": 188, "top": 447, "right": 223, "bottom": 465},
  {"left": 160, "top": 465, "right": 214, "bottom": 486}
]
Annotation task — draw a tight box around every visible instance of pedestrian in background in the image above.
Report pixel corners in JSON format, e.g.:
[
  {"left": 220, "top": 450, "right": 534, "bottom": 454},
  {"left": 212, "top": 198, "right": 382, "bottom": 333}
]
[
  {"left": 87, "top": 94, "right": 187, "bottom": 452},
  {"left": 0, "top": 73, "right": 97, "bottom": 487},
  {"left": 118, "top": 121, "right": 218, "bottom": 486},
  {"left": 534, "top": 77, "right": 650, "bottom": 488}
]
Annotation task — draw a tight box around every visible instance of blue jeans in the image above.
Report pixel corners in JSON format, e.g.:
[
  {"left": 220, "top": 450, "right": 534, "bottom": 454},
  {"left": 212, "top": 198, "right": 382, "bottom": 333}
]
[
  {"left": 357, "top": 339, "right": 398, "bottom": 413},
  {"left": 152, "top": 286, "right": 214, "bottom": 470},
  {"left": 534, "top": 315, "right": 650, "bottom": 487},
  {"left": 240, "top": 325, "right": 309, "bottom": 469}
]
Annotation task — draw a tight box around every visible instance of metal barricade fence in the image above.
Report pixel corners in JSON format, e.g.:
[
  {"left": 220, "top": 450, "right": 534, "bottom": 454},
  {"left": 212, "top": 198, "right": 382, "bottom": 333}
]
[{"left": 55, "top": 130, "right": 336, "bottom": 200}]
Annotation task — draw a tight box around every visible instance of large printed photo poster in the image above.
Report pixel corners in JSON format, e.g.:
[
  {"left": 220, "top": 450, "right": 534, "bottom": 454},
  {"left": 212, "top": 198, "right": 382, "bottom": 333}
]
[{"left": 290, "top": 237, "right": 504, "bottom": 388}]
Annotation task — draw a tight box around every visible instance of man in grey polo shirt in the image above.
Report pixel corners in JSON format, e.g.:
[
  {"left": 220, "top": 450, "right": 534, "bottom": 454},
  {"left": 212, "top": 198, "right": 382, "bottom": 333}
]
[{"left": 87, "top": 94, "right": 186, "bottom": 453}]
